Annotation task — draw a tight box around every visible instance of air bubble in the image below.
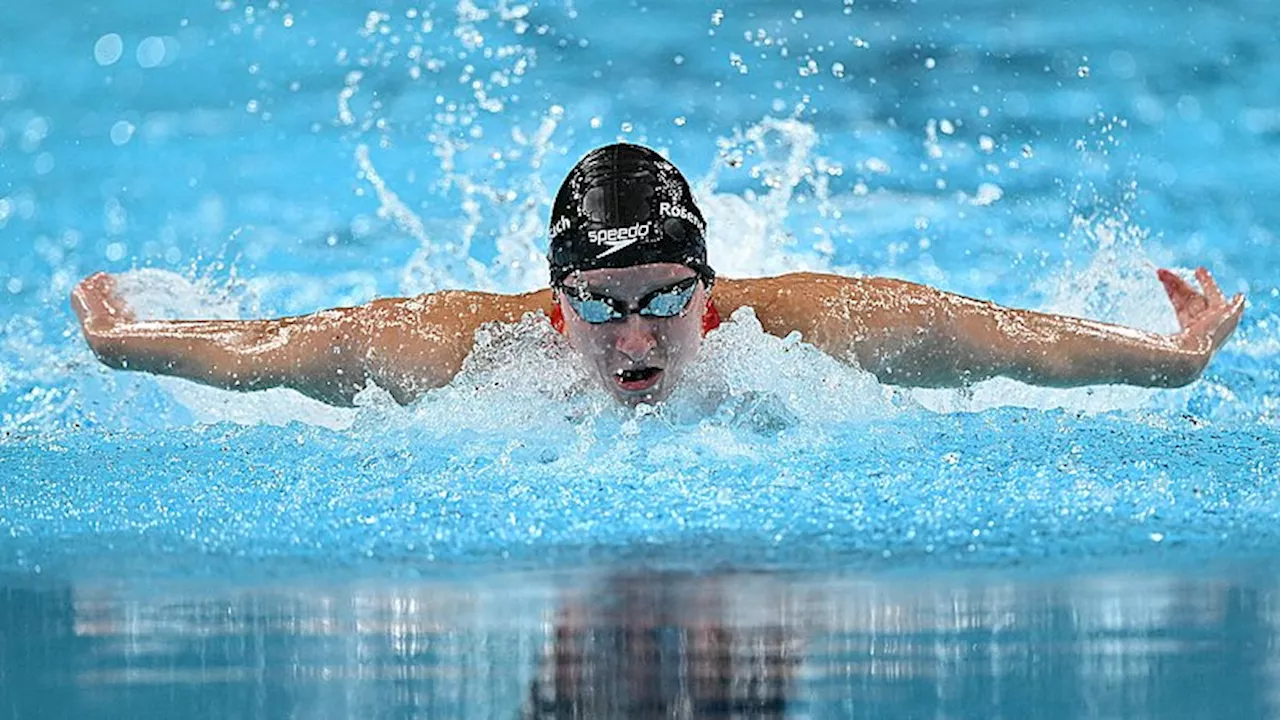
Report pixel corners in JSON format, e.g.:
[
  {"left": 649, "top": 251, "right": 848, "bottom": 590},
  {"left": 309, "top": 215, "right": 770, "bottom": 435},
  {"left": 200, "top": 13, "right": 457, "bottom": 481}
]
[
  {"left": 109, "top": 121, "right": 135, "bottom": 146},
  {"left": 94, "top": 34, "right": 124, "bottom": 66},
  {"left": 136, "top": 36, "right": 168, "bottom": 68}
]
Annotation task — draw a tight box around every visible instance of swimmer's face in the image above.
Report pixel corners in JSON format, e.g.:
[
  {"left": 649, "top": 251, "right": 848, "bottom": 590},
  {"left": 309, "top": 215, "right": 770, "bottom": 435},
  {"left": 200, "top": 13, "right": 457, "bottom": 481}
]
[{"left": 556, "top": 263, "right": 709, "bottom": 406}]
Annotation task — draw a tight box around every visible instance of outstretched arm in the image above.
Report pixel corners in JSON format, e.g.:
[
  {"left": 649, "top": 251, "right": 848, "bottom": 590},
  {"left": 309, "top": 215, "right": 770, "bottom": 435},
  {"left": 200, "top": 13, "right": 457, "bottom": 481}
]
[
  {"left": 722, "top": 268, "right": 1243, "bottom": 388},
  {"left": 71, "top": 273, "right": 550, "bottom": 406}
]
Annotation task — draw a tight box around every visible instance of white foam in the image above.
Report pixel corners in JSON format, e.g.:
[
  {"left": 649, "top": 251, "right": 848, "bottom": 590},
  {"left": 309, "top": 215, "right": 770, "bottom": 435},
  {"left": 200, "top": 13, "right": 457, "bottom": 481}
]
[{"left": 668, "top": 307, "right": 903, "bottom": 425}]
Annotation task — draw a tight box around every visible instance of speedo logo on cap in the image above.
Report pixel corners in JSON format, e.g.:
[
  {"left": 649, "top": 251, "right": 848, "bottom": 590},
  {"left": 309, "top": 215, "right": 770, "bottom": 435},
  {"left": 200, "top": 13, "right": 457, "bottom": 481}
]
[
  {"left": 589, "top": 222, "right": 653, "bottom": 258},
  {"left": 660, "top": 202, "right": 706, "bottom": 235}
]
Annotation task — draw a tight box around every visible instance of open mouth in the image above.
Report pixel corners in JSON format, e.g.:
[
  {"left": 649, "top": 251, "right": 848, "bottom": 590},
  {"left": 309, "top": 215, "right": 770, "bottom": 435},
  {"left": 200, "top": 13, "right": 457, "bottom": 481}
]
[{"left": 614, "top": 366, "right": 663, "bottom": 392}]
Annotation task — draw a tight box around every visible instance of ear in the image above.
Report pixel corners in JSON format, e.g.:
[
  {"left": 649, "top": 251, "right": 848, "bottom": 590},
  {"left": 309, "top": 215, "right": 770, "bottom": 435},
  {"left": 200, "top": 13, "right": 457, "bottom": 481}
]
[{"left": 701, "top": 299, "right": 721, "bottom": 336}]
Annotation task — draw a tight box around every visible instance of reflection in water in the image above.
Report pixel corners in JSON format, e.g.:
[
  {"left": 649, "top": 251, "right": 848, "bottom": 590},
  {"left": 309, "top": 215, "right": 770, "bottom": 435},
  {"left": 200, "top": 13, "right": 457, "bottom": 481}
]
[
  {"left": 522, "top": 573, "right": 801, "bottom": 718},
  {"left": 0, "top": 568, "right": 1277, "bottom": 718}
]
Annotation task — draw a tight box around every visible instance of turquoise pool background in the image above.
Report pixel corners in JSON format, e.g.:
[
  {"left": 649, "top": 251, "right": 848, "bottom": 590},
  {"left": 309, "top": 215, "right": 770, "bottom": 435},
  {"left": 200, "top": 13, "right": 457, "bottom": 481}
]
[{"left": 2, "top": 0, "right": 1279, "bottom": 716}]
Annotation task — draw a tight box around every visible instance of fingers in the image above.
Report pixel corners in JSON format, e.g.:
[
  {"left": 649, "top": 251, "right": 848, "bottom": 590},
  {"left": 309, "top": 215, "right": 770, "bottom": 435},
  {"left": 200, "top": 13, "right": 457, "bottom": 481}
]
[
  {"left": 1157, "top": 268, "right": 1193, "bottom": 310},
  {"left": 1195, "top": 267, "right": 1227, "bottom": 305},
  {"left": 71, "top": 274, "right": 106, "bottom": 324},
  {"left": 1157, "top": 268, "right": 1193, "bottom": 299},
  {"left": 1211, "top": 293, "right": 1246, "bottom": 352},
  {"left": 70, "top": 272, "right": 132, "bottom": 332},
  {"left": 1157, "top": 268, "right": 1203, "bottom": 327},
  {"left": 1183, "top": 292, "right": 1246, "bottom": 356},
  {"left": 1163, "top": 266, "right": 1245, "bottom": 366}
]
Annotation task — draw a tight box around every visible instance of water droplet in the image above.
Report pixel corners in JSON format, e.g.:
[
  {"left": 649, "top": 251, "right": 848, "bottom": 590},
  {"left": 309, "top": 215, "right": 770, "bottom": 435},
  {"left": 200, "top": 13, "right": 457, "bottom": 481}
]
[
  {"left": 109, "top": 120, "right": 135, "bottom": 146},
  {"left": 136, "top": 36, "right": 168, "bottom": 69},
  {"left": 972, "top": 183, "right": 1003, "bottom": 206},
  {"left": 93, "top": 33, "right": 124, "bottom": 66},
  {"left": 865, "top": 157, "right": 890, "bottom": 174}
]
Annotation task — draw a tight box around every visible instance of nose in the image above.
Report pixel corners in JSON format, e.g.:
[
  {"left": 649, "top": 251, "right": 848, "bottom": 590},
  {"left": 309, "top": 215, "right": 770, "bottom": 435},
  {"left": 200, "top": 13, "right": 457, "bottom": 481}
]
[{"left": 614, "top": 314, "right": 658, "bottom": 361}]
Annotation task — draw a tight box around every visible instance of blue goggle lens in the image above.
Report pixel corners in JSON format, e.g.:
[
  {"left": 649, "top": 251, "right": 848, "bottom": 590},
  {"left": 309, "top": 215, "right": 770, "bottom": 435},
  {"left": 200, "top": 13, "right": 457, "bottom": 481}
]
[
  {"left": 563, "top": 277, "right": 698, "bottom": 325},
  {"left": 568, "top": 297, "right": 622, "bottom": 324},
  {"left": 639, "top": 280, "right": 696, "bottom": 317}
]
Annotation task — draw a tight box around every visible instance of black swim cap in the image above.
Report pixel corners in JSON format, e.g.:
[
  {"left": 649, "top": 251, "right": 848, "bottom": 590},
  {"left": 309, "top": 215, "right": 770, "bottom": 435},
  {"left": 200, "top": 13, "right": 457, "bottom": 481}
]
[{"left": 547, "top": 143, "right": 714, "bottom": 285}]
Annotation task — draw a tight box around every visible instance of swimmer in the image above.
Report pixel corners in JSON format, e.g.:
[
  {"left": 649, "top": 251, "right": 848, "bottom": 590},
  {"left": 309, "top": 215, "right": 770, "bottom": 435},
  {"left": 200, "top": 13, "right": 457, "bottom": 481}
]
[{"left": 72, "top": 143, "right": 1245, "bottom": 408}]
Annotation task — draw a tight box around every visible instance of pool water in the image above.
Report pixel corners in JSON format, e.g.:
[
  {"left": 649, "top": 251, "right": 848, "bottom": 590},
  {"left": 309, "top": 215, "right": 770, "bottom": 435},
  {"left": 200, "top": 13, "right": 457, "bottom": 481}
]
[{"left": 2, "top": 0, "right": 1279, "bottom": 716}]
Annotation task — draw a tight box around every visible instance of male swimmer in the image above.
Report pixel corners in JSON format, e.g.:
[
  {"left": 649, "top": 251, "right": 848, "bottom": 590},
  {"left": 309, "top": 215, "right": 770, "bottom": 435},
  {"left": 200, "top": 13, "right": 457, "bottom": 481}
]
[{"left": 73, "top": 143, "right": 1244, "bottom": 408}]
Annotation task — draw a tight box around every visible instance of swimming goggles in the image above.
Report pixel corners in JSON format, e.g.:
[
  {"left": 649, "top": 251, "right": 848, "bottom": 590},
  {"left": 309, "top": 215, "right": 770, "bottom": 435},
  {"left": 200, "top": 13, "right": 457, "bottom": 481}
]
[{"left": 558, "top": 276, "right": 700, "bottom": 324}]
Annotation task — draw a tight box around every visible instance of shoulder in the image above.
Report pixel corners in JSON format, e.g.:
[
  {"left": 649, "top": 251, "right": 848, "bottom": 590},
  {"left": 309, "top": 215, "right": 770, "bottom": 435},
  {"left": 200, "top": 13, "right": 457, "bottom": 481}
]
[
  {"left": 360, "top": 287, "right": 555, "bottom": 400},
  {"left": 713, "top": 272, "right": 927, "bottom": 339},
  {"left": 713, "top": 271, "right": 877, "bottom": 313},
  {"left": 367, "top": 287, "right": 553, "bottom": 325}
]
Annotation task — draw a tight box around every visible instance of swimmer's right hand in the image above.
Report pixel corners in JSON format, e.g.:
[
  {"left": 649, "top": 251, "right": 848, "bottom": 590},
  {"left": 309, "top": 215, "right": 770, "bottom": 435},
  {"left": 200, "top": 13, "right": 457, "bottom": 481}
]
[{"left": 71, "top": 272, "right": 136, "bottom": 366}]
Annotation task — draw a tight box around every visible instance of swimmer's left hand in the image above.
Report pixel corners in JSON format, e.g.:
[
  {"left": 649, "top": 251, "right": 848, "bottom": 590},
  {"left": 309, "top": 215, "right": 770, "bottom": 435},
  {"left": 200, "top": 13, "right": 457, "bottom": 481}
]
[{"left": 1157, "top": 266, "right": 1245, "bottom": 374}]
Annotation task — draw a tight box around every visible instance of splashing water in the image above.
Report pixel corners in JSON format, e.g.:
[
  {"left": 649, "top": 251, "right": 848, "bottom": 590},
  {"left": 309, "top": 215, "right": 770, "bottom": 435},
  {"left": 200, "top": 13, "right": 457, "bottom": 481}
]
[
  {"left": 3, "top": 2, "right": 1280, "bottom": 716},
  {"left": 0, "top": 0, "right": 1275, "bottom": 580}
]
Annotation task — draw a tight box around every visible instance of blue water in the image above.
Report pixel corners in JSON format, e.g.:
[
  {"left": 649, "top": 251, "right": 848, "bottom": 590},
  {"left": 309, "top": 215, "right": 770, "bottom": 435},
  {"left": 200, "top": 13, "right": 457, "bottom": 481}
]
[{"left": 2, "top": 0, "right": 1280, "bottom": 716}]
